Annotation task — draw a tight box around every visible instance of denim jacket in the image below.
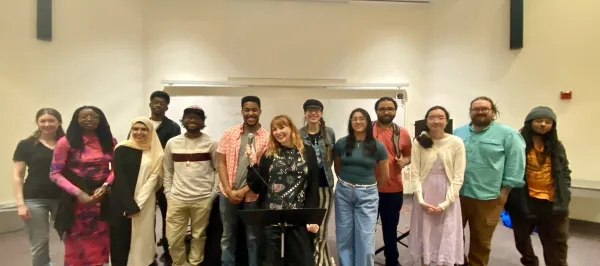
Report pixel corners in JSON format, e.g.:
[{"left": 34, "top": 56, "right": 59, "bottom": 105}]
[{"left": 299, "top": 126, "right": 336, "bottom": 187}]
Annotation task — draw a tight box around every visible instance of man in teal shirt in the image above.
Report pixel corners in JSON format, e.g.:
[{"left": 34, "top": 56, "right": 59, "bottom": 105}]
[{"left": 453, "top": 96, "right": 526, "bottom": 266}]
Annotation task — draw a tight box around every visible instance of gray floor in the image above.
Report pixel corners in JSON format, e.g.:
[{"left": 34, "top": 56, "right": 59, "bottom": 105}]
[{"left": 1, "top": 196, "right": 598, "bottom": 266}]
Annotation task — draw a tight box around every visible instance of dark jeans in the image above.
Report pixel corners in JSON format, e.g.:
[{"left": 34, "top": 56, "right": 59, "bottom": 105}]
[
  {"left": 378, "top": 192, "right": 404, "bottom": 266},
  {"left": 509, "top": 198, "right": 569, "bottom": 266}
]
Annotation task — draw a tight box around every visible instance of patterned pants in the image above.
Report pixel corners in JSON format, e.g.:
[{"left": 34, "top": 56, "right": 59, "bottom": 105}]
[{"left": 314, "top": 187, "right": 334, "bottom": 266}]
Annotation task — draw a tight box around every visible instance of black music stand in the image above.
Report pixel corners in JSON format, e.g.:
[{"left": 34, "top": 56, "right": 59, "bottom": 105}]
[{"left": 239, "top": 208, "right": 326, "bottom": 263}]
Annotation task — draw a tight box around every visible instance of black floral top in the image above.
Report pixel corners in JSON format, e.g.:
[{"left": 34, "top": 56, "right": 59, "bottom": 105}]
[
  {"left": 266, "top": 147, "right": 309, "bottom": 209},
  {"left": 247, "top": 144, "right": 320, "bottom": 210}
]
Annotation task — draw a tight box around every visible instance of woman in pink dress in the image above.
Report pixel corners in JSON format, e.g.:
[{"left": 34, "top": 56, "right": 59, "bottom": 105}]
[
  {"left": 50, "top": 106, "right": 117, "bottom": 266},
  {"left": 408, "top": 106, "right": 466, "bottom": 266}
]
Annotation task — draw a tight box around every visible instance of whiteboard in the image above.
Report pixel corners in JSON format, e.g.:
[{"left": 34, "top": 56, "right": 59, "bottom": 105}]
[{"left": 166, "top": 88, "right": 405, "bottom": 142}]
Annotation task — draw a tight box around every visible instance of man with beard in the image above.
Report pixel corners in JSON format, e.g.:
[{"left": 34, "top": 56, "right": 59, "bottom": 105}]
[
  {"left": 217, "top": 96, "right": 269, "bottom": 266},
  {"left": 453, "top": 96, "right": 526, "bottom": 266},
  {"left": 149, "top": 91, "right": 181, "bottom": 265},
  {"left": 163, "top": 106, "right": 219, "bottom": 266},
  {"left": 372, "top": 97, "right": 412, "bottom": 266},
  {"left": 504, "top": 106, "right": 571, "bottom": 266}
]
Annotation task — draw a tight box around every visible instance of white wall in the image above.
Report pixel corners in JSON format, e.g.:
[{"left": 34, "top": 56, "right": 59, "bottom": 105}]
[
  {"left": 143, "top": 0, "right": 428, "bottom": 123},
  {"left": 0, "top": 0, "right": 144, "bottom": 204}
]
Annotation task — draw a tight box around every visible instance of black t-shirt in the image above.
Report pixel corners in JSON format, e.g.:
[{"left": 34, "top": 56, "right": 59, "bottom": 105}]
[
  {"left": 13, "top": 138, "right": 62, "bottom": 199},
  {"left": 308, "top": 132, "right": 329, "bottom": 187}
]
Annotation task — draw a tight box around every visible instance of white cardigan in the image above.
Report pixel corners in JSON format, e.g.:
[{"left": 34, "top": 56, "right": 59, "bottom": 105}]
[{"left": 410, "top": 134, "right": 466, "bottom": 210}]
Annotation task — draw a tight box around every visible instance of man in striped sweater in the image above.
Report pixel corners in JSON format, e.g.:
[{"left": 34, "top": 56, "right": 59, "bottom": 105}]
[{"left": 163, "top": 106, "right": 219, "bottom": 266}]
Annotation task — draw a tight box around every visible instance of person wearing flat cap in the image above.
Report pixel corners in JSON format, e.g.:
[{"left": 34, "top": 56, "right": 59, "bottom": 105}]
[
  {"left": 162, "top": 106, "right": 220, "bottom": 266},
  {"left": 299, "top": 99, "right": 337, "bottom": 265},
  {"left": 505, "top": 106, "right": 572, "bottom": 266}
]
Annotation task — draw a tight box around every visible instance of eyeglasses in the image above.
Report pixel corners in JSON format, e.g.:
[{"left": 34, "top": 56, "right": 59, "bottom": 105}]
[
  {"left": 351, "top": 118, "right": 366, "bottom": 123},
  {"left": 306, "top": 109, "right": 321, "bottom": 114},
  {"left": 377, "top": 107, "right": 395, "bottom": 113},
  {"left": 470, "top": 107, "right": 491, "bottom": 113},
  {"left": 78, "top": 114, "right": 100, "bottom": 121}
]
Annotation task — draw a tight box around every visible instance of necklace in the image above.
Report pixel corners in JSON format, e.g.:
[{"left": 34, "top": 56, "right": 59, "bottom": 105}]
[
  {"left": 356, "top": 140, "right": 363, "bottom": 148},
  {"left": 185, "top": 137, "right": 201, "bottom": 167}
]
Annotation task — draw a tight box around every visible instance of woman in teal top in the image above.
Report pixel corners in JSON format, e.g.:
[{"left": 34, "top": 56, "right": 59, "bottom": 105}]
[{"left": 333, "top": 108, "right": 389, "bottom": 266}]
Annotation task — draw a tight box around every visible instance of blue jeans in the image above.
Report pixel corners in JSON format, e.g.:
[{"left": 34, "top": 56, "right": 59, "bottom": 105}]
[
  {"left": 24, "top": 199, "right": 59, "bottom": 266},
  {"left": 219, "top": 194, "right": 258, "bottom": 266},
  {"left": 335, "top": 182, "right": 379, "bottom": 266}
]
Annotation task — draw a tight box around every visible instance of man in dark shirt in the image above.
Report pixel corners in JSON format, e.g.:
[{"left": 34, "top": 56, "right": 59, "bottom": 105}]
[{"left": 149, "top": 91, "right": 181, "bottom": 265}]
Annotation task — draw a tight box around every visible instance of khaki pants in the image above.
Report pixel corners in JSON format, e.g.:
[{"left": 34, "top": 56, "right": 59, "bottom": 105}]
[
  {"left": 460, "top": 195, "right": 507, "bottom": 266},
  {"left": 166, "top": 196, "right": 213, "bottom": 266}
]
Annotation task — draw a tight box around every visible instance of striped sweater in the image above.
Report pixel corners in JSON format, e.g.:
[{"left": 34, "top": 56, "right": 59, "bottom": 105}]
[{"left": 163, "top": 133, "right": 219, "bottom": 202}]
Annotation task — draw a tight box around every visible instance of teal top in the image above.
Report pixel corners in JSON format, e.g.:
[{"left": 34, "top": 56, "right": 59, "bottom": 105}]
[
  {"left": 453, "top": 121, "right": 526, "bottom": 200},
  {"left": 333, "top": 136, "right": 388, "bottom": 185}
]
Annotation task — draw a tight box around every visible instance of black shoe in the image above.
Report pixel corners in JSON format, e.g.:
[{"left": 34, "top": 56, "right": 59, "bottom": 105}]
[{"left": 160, "top": 253, "right": 173, "bottom": 266}]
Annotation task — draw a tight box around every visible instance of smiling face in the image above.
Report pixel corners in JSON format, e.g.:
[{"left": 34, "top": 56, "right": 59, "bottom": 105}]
[
  {"left": 376, "top": 100, "right": 396, "bottom": 125},
  {"left": 182, "top": 112, "right": 204, "bottom": 133},
  {"left": 304, "top": 107, "right": 322, "bottom": 124},
  {"left": 426, "top": 108, "right": 448, "bottom": 133},
  {"left": 242, "top": 101, "right": 261, "bottom": 127},
  {"left": 470, "top": 99, "right": 495, "bottom": 127},
  {"left": 131, "top": 122, "right": 150, "bottom": 143},
  {"left": 271, "top": 124, "right": 292, "bottom": 146},
  {"left": 37, "top": 114, "right": 60, "bottom": 135},
  {"left": 77, "top": 108, "right": 100, "bottom": 131},
  {"left": 351, "top": 111, "right": 368, "bottom": 133}
]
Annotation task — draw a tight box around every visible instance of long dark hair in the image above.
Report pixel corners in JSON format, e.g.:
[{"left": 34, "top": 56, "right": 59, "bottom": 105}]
[
  {"left": 29, "top": 108, "right": 66, "bottom": 143},
  {"left": 520, "top": 120, "right": 558, "bottom": 156},
  {"left": 66, "top": 106, "right": 114, "bottom": 154},
  {"left": 345, "top": 108, "right": 377, "bottom": 157},
  {"left": 416, "top": 106, "right": 450, "bottom": 149}
]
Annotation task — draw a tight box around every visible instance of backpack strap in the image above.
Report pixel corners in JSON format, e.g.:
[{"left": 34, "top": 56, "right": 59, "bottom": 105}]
[{"left": 392, "top": 123, "right": 401, "bottom": 158}]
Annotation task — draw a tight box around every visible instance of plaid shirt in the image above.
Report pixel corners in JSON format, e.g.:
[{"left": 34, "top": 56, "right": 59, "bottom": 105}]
[{"left": 217, "top": 124, "right": 269, "bottom": 202}]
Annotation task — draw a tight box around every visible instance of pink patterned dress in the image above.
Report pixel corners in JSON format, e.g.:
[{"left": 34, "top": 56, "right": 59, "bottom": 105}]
[{"left": 50, "top": 135, "right": 116, "bottom": 266}]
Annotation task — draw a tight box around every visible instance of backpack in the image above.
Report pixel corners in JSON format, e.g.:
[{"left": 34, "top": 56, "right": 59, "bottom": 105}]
[{"left": 374, "top": 121, "right": 402, "bottom": 158}]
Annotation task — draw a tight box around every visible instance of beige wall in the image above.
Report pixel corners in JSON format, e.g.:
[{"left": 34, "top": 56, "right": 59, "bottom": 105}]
[
  {"left": 424, "top": 0, "right": 600, "bottom": 221},
  {"left": 0, "top": 0, "right": 144, "bottom": 204},
  {"left": 1, "top": 0, "right": 599, "bottom": 221}
]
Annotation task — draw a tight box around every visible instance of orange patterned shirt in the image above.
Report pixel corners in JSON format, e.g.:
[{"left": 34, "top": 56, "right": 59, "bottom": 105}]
[
  {"left": 217, "top": 124, "right": 269, "bottom": 202},
  {"left": 525, "top": 146, "right": 554, "bottom": 201}
]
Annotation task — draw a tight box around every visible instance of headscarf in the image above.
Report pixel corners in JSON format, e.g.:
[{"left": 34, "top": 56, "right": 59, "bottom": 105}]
[{"left": 116, "top": 117, "right": 164, "bottom": 189}]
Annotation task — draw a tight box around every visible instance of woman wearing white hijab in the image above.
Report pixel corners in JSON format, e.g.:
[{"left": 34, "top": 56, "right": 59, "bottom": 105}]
[{"left": 109, "top": 117, "right": 164, "bottom": 266}]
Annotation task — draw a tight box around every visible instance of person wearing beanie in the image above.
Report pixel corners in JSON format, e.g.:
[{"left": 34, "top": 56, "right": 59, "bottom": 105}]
[
  {"left": 505, "top": 106, "right": 571, "bottom": 266},
  {"left": 299, "top": 99, "right": 336, "bottom": 265},
  {"left": 453, "top": 96, "right": 526, "bottom": 266},
  {"left": 163, "top": 105, "right": 220, "bottom": 266}
]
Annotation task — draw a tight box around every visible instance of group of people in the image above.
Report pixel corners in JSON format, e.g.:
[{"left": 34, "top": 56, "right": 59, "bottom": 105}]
[{"left": 11, "top": 90, "right": 571, "bottom": 266}]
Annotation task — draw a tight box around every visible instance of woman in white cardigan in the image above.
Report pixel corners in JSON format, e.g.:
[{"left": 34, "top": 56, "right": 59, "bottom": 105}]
[{"left": 407, "top": 106, "right": 466, "bottom": 266}]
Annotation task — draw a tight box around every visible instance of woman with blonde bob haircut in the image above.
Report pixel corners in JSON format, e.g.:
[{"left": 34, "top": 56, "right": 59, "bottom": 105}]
[{"left": 246, "top": 115, "right": 321, "bottom": 266}]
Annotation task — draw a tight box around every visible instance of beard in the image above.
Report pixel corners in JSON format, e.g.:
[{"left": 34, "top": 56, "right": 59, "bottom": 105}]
[
  {"left": 184, "top": 124, "right": 202, "bottom": 133},
  {"left": 471, "top": 115, "right": 492, "bottom": 127},
  {"left": 377, "top": 115, "right": 395, "bottom": 125}
]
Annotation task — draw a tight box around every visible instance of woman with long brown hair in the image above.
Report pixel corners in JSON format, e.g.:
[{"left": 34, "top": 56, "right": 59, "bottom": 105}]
[
  {"left": 299, "top": 99, "right": 336, "bottom": 265},
  {"left": 245, "top": 115, "right": 321, "bottom": 266},
  {"left": 12, "top": 108, "right": 65, "bottom": 266}
]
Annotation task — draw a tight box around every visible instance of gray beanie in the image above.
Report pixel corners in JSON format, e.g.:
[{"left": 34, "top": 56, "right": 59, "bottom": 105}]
[{"left": 525, "top": 106, "right": 556, "bottom": 122}]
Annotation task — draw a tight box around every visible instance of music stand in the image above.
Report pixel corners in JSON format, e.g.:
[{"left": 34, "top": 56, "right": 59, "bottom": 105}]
[{"left": 239, "top": 208, "right": 326, "bottom": 261}]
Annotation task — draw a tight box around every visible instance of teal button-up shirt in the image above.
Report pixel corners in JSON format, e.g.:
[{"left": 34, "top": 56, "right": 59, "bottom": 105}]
[{"left": 454, "top": 121, "right": 526, "bottom": 200}]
